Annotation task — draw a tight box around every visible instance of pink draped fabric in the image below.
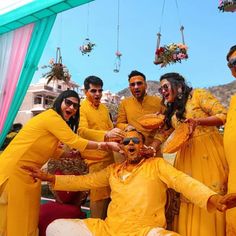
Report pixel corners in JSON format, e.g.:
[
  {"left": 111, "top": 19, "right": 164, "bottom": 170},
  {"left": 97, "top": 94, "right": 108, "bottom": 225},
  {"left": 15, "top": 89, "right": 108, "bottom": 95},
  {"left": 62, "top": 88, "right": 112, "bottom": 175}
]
[{"left": 0, "top": 23, "right": 34, "bottom": 132}]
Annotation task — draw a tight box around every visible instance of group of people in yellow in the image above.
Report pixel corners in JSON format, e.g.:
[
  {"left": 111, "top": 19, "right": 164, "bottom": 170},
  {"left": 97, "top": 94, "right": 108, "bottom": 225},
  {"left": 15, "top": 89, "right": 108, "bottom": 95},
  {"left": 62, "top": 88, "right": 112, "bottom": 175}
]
[{"left": 0, "top": 45, "right": 236, "bottom": 236}]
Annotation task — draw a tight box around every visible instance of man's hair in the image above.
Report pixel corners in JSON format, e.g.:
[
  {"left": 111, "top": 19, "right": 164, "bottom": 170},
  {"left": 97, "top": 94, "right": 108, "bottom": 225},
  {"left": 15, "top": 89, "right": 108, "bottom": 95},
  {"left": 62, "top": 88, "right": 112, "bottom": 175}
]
[
  {"left": 125, "top": 128, "right": 145, "bottom": 143},
  {"left": 84, "top": 76, "right": 103, "bottom": 90},
  {"left": 226, "top": 45, "right": 236, "bottom": 61},
  {"left": 128, "top": 70, "right": 146, "bottom": 82}
]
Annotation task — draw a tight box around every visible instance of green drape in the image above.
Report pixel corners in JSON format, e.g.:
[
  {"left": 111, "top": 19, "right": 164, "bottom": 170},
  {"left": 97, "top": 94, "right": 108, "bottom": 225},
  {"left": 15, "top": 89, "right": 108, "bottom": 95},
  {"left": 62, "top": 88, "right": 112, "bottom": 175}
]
[{"left": 0, "top": 14, "right": 56, "bottom": 147}]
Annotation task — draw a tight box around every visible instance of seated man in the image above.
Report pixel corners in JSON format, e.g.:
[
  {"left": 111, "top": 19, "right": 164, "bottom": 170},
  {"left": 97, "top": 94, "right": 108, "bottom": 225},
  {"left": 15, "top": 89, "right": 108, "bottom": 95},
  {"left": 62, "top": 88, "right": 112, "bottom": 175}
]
[{"left": 24, "top": 130, "right": 236, "bottom": 236}]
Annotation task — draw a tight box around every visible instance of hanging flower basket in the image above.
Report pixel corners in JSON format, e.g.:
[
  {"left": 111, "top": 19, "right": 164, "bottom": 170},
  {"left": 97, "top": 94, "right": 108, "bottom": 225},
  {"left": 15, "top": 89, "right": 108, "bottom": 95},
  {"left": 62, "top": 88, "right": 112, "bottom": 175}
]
[
  {"left": 113, "top": 51, "right": 122, "bottom": 73},
  {"left": 218, "top": 0, "right": 236, "bottom": 12},
  {"left": 42, "top": 48, "right": 71, "bottom": 84},
  {"left": 80, "top": 38, "right": 95, "bottom": 56},
  {"left": 154, "top": 43, "right": 188, "bottom": 67}
]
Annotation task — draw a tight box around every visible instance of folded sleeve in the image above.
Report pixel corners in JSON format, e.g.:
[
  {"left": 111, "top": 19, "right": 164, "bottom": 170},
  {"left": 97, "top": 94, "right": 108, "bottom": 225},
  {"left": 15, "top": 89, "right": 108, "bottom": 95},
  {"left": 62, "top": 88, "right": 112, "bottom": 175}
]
[{"left": 197, "top": 89, "right": 227, "bottom": 124}]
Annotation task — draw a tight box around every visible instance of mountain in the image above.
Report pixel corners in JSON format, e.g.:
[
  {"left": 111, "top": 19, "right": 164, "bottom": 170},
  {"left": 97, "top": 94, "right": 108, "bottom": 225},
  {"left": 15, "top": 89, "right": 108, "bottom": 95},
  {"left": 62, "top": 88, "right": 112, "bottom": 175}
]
[{"left": 118, "top": 80, "right": 236, "bottom": 107}]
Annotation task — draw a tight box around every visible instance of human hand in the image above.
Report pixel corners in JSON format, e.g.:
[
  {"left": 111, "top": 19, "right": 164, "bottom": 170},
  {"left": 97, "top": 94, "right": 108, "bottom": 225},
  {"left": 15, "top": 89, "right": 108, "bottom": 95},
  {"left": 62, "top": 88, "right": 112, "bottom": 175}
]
[
  {"left": 208, "top": 194, "right": 226, "bottom": 212},
  {"left": 106, "top": 142, "right": 124, "bottom": 154},
  {"left": 105, "top": 128, "right": 125, "bottom": 142},
  {"left": 124, "top": 125, "right": 135, "bottom": 132},
  {"left": 22, "top": 165, "right": 55, "bottom": 183},
  {"left": 139, "top": 145, "right": 156, "bottom": 158},
  {"left": 219, "top": 193, "right": 236, "bottom": 209},
  {"left": 184, "top": 118, "right": 200, "bottom": 135},
  {"left": 207, "top": 193, "right": 236, "bottom": 212}
]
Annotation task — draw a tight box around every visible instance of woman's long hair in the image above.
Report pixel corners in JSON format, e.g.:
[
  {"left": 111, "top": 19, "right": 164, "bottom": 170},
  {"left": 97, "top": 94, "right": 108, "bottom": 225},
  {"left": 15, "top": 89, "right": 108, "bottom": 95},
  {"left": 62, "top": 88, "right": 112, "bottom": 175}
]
[
  {"left": 52, "top": 90, "right": 80, "bottom": 132},
  {"left": 159, "top": 73, "right": 192, "bottom": 129}
]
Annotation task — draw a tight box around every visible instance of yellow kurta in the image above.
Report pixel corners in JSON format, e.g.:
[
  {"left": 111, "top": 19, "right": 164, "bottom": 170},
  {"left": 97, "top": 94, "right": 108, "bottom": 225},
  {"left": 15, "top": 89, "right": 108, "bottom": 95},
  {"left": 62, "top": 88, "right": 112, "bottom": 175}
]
[
  {"left": 172, "top": 89, "right": 228, "bottom": 236},
  {"left": 116, "top": 95, "right": 164, "bottom": 145},
  {"left": 78, "top": 99, "right": 114, "bottom": 201},
  {"left": 0, "top": 109, "right": 88, "bottom": 236},
  {"left": 224, "top": 94, "right": 236, "bottom": 236},
  {"left": 54, "top": 158, "right": 217, "bottom": 236}
]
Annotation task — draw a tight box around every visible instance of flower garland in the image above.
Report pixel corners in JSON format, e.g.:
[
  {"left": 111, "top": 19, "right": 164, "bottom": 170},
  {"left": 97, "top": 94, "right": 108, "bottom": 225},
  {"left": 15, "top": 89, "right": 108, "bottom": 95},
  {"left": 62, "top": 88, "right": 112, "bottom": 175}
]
[
  {"left": 154, "top": 43, "right": 188, "bottom": 67},
  {"left": 218, "top": 0, "right": 236, "bottom": 12}
]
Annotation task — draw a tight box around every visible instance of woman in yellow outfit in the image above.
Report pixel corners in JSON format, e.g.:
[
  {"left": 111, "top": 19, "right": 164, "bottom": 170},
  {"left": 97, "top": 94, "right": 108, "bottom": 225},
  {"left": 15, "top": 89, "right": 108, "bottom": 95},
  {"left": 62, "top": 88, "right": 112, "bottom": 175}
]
[
  {"left": 158, "top": 73, "right": 228, "bottom": 236},
  {"left": 0, "top": 90, "right": 121, "bottom": 236},
  {"left": 224, "top": 45, "right": 236, "bottom": 236}
]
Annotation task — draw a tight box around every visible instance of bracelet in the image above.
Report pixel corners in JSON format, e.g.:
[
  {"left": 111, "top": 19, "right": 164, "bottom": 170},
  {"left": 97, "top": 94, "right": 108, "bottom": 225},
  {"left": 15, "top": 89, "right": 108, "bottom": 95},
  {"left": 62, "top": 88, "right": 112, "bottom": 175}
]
[{"left": 149, "top": 146, "right": 157, "bottom": 156}]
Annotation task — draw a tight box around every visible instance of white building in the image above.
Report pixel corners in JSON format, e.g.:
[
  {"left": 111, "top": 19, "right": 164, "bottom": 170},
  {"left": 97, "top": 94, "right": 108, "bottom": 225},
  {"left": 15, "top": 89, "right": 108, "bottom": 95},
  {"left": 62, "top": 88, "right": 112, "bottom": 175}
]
[{"left": 14, "top": 78, "right": 79, "bottom": 125}]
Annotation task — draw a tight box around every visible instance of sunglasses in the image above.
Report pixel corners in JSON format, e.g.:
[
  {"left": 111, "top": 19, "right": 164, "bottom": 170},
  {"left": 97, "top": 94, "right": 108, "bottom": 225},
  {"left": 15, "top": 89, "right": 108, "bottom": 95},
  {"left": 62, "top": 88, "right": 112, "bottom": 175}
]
[
  {"left": 123, "top": 137, "right": 140, "bottom": 145},
  {"left": 89, "top": 88, "right": 103, "bottom": 93},
  {"left": 129, "top": 81, "right": 144, "bottom": 87},
  {"left": 158, "top": 84, "right": 170, "bottom": 95},
  {"left": 227, "top": 57, "right": 236, "bottom": 69},
  {"left": 64, "top": 98, "right": 79, "bottom": 110}
]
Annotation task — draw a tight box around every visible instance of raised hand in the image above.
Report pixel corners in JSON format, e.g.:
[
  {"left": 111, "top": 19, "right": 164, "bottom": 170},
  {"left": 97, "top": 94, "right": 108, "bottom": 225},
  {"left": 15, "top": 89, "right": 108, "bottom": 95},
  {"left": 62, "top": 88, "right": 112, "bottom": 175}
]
[
  {"left": 139, "top": 145, "right": 156, "bottom": 158},
  {"left": 105, "top": 128, "right": 125, "bottom": 143},
  {"left": 106, "top": 142, "right": 123, "bottom": 154}
]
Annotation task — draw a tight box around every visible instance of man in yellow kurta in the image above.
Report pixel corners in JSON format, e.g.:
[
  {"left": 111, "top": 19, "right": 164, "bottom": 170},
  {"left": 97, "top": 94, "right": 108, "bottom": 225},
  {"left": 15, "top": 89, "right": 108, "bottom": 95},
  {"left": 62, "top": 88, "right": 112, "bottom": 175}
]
[
  {"left": 78, "top": 76, "right": 124, "bottom": 219},
  {"left": 224, "top": 45, "right": 236, "bottom": 236},
  {"left": 24, "top": 129, "right": 236, "bottom": 236},
  {"left": 116, "top": 70, "right": 165, "bottom": 154}
]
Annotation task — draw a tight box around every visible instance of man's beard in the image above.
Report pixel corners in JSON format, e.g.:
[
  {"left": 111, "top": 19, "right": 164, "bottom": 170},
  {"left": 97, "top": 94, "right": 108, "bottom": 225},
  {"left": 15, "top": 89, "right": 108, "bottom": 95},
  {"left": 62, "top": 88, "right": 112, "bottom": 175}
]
[{"left": 127, "top": 155, "right": 143, "bottom": 164}]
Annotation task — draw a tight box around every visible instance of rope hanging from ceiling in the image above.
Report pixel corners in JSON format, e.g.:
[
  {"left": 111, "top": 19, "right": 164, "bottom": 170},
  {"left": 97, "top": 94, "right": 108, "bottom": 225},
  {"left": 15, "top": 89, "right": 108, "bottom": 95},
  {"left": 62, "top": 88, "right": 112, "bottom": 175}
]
[{"left": 113, "top": 0, "right": 122, "bottom": 73}]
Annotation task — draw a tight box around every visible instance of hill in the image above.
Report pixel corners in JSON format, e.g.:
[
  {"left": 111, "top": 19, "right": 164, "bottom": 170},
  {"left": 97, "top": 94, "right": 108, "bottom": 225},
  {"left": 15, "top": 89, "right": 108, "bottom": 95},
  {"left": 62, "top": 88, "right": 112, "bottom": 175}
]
[{"left": 118, "top": 80, "right": 236, "bottom": 107}]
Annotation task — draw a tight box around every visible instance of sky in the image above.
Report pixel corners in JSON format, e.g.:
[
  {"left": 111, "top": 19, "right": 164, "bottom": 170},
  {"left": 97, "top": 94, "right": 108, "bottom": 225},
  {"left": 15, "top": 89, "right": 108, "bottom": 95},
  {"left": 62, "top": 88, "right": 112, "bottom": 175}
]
[{"left": 32, "top": 0, "right": 236, "bottom": 93}]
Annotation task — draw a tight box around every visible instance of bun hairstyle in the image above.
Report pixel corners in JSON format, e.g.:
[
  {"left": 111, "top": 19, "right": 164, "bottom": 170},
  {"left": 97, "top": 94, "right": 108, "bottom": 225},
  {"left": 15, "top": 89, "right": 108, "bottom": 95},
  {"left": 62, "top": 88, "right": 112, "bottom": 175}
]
[
  {"left": 159, "top": 73, "right": 192, "bottom": 129},
  {"left": 52, "top": 90, "right": 80, "bottom": 132}
]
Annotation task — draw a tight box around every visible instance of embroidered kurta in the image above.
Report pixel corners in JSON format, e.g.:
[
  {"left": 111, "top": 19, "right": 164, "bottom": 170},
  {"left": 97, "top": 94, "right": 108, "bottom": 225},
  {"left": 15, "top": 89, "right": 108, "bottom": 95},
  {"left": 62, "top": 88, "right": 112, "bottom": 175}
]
[
  {"left": 54, "top": 158, "right": 216, "bottom": 236},
  {"left": 0, "top": 109, "right": 88, "bottom": 236},
  {"left": 224, "top": 94, "right": 236, "bottom": 236},
  {"left": 172, "top": 89, "right": 228, "bottom": 236},
  {"left": 78, "top": 99, "right": 114, "bottom": 201},
  {"left": 116, "top": 95, "right": 164, "bottom": 145}
]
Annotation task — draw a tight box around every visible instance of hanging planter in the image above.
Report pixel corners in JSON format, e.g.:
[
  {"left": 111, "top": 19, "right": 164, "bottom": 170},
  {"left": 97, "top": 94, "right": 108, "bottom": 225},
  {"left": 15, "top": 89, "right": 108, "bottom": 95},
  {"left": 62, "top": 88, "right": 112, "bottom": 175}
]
[
  {"left": 154, "top": 26, "right": 188, "bottom": 67},
  {"left": 79, "top": 38, "right": 95, "bottom": 56},
  {"left": 42, "top": 47, "right": 71, "bottom": 84},
  {"left": 113, "top": 0, "right": 122, "bottom": 73},
  {"left": 114, "top": 51, "right": 122, "bottom": 73},
  {"left": 154, "top": 42, "right": 188, "bottom": 67},
  {"left": 218, "top": 0, "right": 236, "bottom": 12}
]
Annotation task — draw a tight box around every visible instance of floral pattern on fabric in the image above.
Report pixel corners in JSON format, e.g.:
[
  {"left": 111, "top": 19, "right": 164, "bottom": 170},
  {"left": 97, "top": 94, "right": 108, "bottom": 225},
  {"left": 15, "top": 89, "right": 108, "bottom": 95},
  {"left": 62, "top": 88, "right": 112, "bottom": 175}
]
[{"left": 172, "top": 89, "right": 228, "bottom": 236}]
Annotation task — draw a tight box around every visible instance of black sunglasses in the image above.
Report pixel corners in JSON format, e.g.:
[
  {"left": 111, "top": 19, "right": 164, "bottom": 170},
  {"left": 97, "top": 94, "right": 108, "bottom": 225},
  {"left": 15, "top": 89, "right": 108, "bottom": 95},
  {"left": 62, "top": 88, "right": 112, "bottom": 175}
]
[
  {"left": 89, "top": 88, "right": 103, "bottom": 93},
  {"left": 123, "top": 137, "right": 140, "bottom": 145},
  {"left": 129, "top": 81, "right": 144, "bottom": 87},
  {"left": 64, "top": 98, "right": 79, "bottom": 110},
  {"left": 227, "top": 57, "right": 236, "bottom": 69},
  {"left": 158, "top": 84, "right": 170, "bottom": 95}
]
